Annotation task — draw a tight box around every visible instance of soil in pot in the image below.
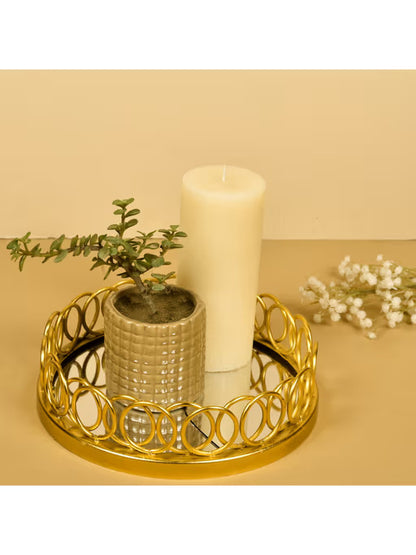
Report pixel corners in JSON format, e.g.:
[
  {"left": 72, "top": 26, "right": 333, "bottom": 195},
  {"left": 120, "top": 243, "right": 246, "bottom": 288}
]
[{"left": 114, "top": 285, "right": 195, "bottom": 324}]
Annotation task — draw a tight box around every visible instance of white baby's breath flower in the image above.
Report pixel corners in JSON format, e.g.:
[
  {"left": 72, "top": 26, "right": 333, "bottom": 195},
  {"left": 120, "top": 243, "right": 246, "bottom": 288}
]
[
  {"left": 380, "top": 269, "right": 392, "bottom": 280},
  {"left": 381, "top": 302, "right": 390, "bottom": 314},
  {"left": 344, "top": 269, "right": 355, "bottom": 283},
  {"left": 302, "top": 254, "right": 416, "bottom": 339},
  {"left": 380, "top": 277, "right": 394, "bottom": 289},
  {"left": 302, "top": 289, "right": 316, "bottom": 302},
  {"left": 391, "top": 297, "right": 401, "bottom": 308},
  {"left": 338, "top": 256, "right": 351, "bottom": 276},
  {"left": 319, "top": 298, "right": 329, "bottom": 309},
  {"left": 307, "top": 276, "right": 320, "bottom": 287},
  {"left": 386, "top": 311, "right": 403, "bottom": 324}
]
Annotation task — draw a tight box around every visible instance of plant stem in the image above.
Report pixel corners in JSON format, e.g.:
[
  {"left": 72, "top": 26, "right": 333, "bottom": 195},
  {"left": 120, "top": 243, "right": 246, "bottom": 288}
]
[{"left": 129, "top": 269, "right": 157, "bottom": 315}]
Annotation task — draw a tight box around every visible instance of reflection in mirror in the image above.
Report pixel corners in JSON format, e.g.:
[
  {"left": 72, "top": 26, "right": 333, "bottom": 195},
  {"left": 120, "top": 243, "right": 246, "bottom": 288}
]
[{"left": 62, "top": 339, "right": 294, "bottom": 453}]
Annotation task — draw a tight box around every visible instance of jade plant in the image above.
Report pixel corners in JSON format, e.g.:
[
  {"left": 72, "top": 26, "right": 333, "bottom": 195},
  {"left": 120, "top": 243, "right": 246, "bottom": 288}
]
[{"left": 7, "top": 198, "right": 187, "bottom": 307}]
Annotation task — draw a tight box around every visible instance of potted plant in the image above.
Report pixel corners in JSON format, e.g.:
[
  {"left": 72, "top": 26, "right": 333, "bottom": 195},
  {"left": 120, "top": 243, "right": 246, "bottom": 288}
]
[{"left": 7, "top": 198, "right": 206, "bottom": 408}]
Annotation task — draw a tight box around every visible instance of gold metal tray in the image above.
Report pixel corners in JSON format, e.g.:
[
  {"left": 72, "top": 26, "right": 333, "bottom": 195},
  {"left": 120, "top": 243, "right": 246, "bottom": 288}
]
[{"left": 37, "top": 281, "right": 318, "bottom": 479}]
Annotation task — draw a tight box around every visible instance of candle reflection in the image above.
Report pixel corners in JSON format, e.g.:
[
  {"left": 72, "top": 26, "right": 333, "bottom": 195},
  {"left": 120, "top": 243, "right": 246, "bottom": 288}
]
[{"left": 203, "top": 365, "right": 251, "bottom": 407}]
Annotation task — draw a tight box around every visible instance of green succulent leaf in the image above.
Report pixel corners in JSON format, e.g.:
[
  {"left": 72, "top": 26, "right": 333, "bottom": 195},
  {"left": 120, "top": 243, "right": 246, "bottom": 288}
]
[
  {"left": 125, "top": 219, "right": 138, "bottom": 229},
  {"left": 98, "top": 247, "right": 110, "bottom": 260},
  {"left": 126, "top": 209, "right": 140, "bottom": 218},
  {"left": 50, "top": 235, "right": 65, "bottom": 251},
  {"left": 112, "top": 198, "right": 134, "bottom": 208},
  {"left": 134, "top": 260, "right": 149, "bottom": 272},
  {"left": 55, "top": 249, "right": 68, "bottom": 262},
  {"left": 18, "top": 255, "right": 26, "bottom": 271},
  {"left": 31, "top": 243, "right": 41, "bottom": 256},
  {"left": 90, "top": 258, "right": 106, "bottom": 270},
  {"left": 151, "top": 256, "right": 165, "bottom": 268},
  {"left": 151, "top": 273, "right": 166, "bottom": 281},
  {"left": 151, "top": 283, "right": 166, "bottom": 292},
  {"left": 6, "top": 238, "right": 19, "bottom": 250}
]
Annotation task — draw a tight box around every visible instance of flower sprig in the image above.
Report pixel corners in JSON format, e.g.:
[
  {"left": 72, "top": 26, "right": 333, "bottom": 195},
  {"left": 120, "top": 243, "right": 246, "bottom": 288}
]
[{"left": 300, "top": 254, "right": 416, "bottom": 339}]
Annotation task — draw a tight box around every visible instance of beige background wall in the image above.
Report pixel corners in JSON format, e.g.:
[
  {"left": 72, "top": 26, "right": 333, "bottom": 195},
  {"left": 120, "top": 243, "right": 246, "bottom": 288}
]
[{"left": 0, "top": 70, "right": 415, "bottom": 239}]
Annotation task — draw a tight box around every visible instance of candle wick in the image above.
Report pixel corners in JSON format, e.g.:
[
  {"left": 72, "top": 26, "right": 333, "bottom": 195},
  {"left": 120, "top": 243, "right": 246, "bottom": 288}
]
[{"left": 222, "top": 165, "right": 227, "bottom": 183}]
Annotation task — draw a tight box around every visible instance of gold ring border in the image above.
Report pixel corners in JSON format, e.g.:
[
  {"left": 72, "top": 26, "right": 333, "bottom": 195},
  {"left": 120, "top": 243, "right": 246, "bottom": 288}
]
[{"left": 37, "top": 392, "right": 318, "bottom": 479}]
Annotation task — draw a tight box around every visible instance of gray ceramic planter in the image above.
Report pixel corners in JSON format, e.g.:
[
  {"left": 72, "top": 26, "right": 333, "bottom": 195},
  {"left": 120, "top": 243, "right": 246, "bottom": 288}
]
[{"left": 103, "top": 284, "right": 206, "bottom": 407}]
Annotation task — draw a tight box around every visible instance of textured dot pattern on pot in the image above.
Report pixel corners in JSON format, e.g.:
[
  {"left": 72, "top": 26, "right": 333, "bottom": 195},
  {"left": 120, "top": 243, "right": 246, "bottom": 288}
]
[{"left": 103, "top": 285, "right": 206, "bottom": 407}]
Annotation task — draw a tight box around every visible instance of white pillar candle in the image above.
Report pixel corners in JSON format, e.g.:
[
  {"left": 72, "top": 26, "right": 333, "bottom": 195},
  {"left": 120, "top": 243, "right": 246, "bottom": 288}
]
[{"left": 177, "top": 165, "right": 266, "bottom": 374}]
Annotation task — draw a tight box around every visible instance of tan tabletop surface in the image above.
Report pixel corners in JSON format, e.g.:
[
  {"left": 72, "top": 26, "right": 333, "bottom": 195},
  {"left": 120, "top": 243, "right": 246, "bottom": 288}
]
[{"left": 1, "top": 238, "right": 415, "bottom": 485}]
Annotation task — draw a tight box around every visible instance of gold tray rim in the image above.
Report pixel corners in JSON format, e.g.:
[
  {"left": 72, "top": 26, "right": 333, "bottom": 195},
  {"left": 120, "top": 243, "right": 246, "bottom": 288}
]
[
  {"left": 37, "top": 392, "right": 318, "bottom": 479},
  {"left": 37, "top": 282, "right": 319, "bottom": 479}
]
